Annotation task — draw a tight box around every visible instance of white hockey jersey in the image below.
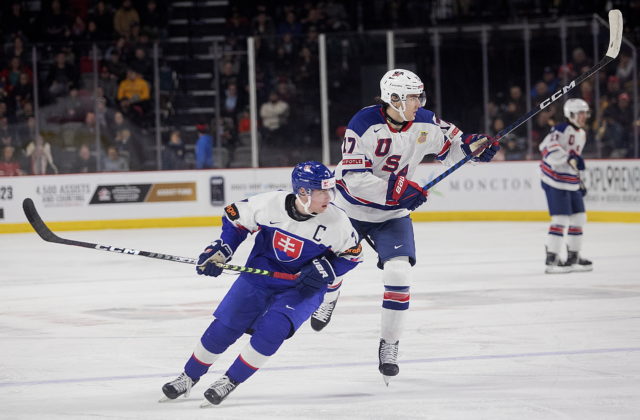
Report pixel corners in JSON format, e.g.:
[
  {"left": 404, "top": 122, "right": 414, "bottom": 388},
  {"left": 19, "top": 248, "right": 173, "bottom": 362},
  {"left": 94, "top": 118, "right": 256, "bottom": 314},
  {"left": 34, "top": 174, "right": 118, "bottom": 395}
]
[
  {"left": 538, "top": 122, "right": 585, "bottom": 191},
  {"left": 334, "top": 105, "right": 469, "bottom": 222},
  {"left": 220, "top": 191, "right": 362, "bottom": 285}
]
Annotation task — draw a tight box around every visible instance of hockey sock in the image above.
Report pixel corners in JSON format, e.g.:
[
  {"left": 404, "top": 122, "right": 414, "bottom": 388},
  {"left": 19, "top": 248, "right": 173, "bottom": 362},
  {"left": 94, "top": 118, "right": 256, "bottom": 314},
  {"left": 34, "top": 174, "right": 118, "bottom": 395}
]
[
  {"left": 321, "top": 278, "right": 342, "bottom": 304},
  {"left": 226, "top": 311, "right": 293, "bottom": 383},
  {"left": 545, "top": 215, "right": 569, "bottom": 255},
  {"left": 184, "top": 319, "right": 244, "bottom": 380},
  {"left": 567, "top": 212, "right": 586, "bottom": 252},
  {"left": 381, "top": 258, "right": 411, "bottom": 342}
]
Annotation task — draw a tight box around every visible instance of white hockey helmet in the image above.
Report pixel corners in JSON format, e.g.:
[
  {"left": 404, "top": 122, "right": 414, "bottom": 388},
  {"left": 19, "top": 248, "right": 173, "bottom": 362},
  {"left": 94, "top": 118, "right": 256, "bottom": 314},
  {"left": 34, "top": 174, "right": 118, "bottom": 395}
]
[
  {"left": 563, "top": 98, "right": 590, "bottom": 126},
  {"left": 380, "top": 69, "right": 426, "bottom": 121}
]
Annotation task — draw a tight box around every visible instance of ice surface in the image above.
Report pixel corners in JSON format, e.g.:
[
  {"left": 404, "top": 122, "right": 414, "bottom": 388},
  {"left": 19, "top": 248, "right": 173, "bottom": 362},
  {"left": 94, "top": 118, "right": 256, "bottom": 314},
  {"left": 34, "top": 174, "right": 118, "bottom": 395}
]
[{"left": 1, "top": 222, "right": 639, "bottom": 419}]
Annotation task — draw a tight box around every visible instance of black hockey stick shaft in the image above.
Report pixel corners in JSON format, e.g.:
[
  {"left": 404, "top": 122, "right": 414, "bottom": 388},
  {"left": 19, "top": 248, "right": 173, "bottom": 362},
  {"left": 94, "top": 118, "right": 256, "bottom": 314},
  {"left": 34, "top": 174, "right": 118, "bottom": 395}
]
[
  {"left": 22, "top": 198, "right": 298, "bottom": 281},
  {"left": 422, "top": 10, "right": 623, "bottom": 191}
]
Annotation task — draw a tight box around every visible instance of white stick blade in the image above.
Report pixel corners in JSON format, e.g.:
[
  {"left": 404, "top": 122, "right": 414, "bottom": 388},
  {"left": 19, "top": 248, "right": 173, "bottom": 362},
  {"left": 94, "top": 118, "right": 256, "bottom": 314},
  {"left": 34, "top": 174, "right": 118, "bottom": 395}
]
[{"left": 605, "top": 9, "right": 623, "bottom": 59}]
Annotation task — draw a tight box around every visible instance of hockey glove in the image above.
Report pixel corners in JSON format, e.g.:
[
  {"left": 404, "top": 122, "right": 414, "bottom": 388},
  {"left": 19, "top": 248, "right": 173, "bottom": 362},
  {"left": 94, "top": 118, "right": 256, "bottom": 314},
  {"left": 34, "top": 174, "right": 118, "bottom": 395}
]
[
  {"left": 579, "top": 180, "right": 587, "bottom": 197},
  {"left": 462, "top": 134, "right": 500, "bottom": 162},
  {"left": 568, "top": 151, "right": 586, "bottom": 170},
  {"left": 197, "top": 240, "right": 233, "bottom": 277},
  {"left": 387, "top": 173, "right": 428, "bottom": 211},
  {"left": 296, "top": 257, "right": 336, "bottom": 298}
]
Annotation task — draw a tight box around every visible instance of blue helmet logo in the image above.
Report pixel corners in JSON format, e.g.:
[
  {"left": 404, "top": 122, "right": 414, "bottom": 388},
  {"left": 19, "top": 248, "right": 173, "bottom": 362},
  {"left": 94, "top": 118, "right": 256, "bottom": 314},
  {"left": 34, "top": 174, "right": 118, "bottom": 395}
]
[{"left": 291, "top": 161, "right": 335, "bottom": 194}]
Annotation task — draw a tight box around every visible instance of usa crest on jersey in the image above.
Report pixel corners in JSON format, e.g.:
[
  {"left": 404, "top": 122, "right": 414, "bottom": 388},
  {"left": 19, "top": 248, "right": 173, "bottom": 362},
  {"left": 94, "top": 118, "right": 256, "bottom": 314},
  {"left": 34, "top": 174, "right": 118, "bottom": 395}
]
[{"left": 273, "top": 230, "right": 304, "bottom": 262}]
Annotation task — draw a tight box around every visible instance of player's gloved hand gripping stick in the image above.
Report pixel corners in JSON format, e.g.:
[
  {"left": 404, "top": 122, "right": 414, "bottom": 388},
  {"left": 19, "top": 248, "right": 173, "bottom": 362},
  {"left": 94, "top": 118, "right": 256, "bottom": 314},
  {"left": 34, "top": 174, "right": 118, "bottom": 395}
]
[
  {"left": 422, "top": 9, "right": 622, "bottom": 192},
  {"left": 22, "top": 198, "right": 298, "bottom": 281}
]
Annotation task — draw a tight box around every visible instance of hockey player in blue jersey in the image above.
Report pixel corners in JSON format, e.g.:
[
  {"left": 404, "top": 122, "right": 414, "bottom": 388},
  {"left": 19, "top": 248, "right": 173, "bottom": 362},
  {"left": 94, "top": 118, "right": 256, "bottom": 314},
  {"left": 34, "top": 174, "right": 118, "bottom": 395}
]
[
  {"left": 539, "top": 98, "right": 593, "bottom": 274},
  {"left": 309, "top": 69, "right": 500, "bottom": 384},
  {"left": 161, "top": 161, "right": 362, "bottom": 406}
]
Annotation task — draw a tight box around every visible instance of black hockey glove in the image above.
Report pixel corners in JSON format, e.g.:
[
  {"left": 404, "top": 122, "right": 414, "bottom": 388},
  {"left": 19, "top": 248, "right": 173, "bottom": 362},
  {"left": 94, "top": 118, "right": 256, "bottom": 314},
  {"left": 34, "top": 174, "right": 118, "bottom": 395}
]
[
  {"left": 296, "top": 257, "right": 336, "bottom": 298},
  {"left": 197, "top": 240, "right": 233, "bottom": 277}
]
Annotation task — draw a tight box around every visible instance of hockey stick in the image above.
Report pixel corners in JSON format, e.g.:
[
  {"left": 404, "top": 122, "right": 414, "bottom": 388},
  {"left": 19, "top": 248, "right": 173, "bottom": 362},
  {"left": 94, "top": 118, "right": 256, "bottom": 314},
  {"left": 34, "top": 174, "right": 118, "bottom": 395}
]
[
  {"left": 22, "top": 198, "right": 298, "bottom": 281},
  {"left": 422, "top": 9, "right": 623, "bottom": 191}
]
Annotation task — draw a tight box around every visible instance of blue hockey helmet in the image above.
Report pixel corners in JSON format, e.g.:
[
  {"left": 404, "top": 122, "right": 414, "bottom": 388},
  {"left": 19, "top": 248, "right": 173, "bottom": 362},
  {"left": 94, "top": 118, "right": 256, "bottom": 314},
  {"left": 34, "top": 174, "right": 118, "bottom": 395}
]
[{"left": 291, "top": 161, "right": 335, "bottom": 195}]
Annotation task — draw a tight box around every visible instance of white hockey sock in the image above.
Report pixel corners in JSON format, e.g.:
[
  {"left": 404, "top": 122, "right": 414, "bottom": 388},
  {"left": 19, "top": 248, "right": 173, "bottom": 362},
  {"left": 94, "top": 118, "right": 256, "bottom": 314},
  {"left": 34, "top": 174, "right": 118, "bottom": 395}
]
[
  {"left": 380, "top": 258, "right": 411, "bottom": 343},
  {"left": 381, "top": 308, "right": 406, "bottom": 342},
  {"left": 193, "top": 340, "right": 223, "bottom": 365},
  {"left": 546, "top": 215, "right": 569, "bottom": 254},
  {"left": 321, "top": 277, "right": 342, "bottom": 304},
  {"left": 567, "top": 212, "right": 586, "bottom": 252}
]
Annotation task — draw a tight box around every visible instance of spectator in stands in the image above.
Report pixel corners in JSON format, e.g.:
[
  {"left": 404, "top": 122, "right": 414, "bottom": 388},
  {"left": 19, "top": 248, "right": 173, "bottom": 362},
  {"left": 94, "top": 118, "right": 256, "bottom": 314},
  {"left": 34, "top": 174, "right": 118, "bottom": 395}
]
[
  {"left": 162, "top": 130, "right": 187, "bottom": 170},
  {"left": 225, "top": 8, "right": 250, "bottom": 37},
  {"left": 129, "top": 47, "right": 153, "bottom": 81},
  {"left": 114, "top": 0, "right": 140, "bottom": 40},
  {"left": 277, "top": 10, "right": 303, "bottom": 36},
  {"left": 98, "top": 66, "right": 118, "bottom": 105},
  {"left": 259, "top": 91, "right": 289, "bottom": 146},
  {"left": 70, "top": 143, "right": 97, "bottom": 173},
  {"left": 195, "top": 124, "right": 213, "bottom": 169},
  {"left": 104, "top": 51, "right": 128, "bottom": 82},
  {"left": 40, "top": 0, "right": 70, "bottom": 44},
  {"left": 604, "top": 75, "right": 623, "bottom": 104},
  {"left": 222, "top": 83, "right": 243, "bottom": 122},
  {"left": 140, "top": 0, "right": 167, "bottom": 39},
  {"left": 601, "top": 92, "right": 634, "bottom": 158},
  {"left": 3, "top": 2, "right": 31, "bottom": 41},
  {"left": 75, "top": 111, "right": 108, "bottom": 149},
  {"left": 252, "top": 10, "right": 275, "bottom": 37},
  {"left": 219, "top": 60, "right": 240, "bottom": 91},
  {"left": 493, "top": 117, "right": 526, "bottom": 160},
  {"left": 103, "top": 145, "right": 129, "bottom": 171},
  {"left": 1, "top": 57, "right": 32, "bottom": 94},
  {"left": 45, "top": 52, "right": 78, "bottom": 101},
  {"left": 10, "top": 72, "right": 33, "bottom": 111},
  {"left": 615, "top": 52, "right": 634, "bottom": 86},
  {"left": 24, "top": 134, "right": 58, "bottom": 175},
  {"left": 91, "top": 1, "right": 115, "bottom": 41},
  {"left": 0, "top": 145, "right": 24, "bottom": 176},
  {"left": 0, "top": 117, "right": 18, "bottom": 148},
  {"left": 6, "top": 35, "right": 27, "bottom": 65},
  {"left": 117, "top": 69, "right": 150, "bottom": 105}
]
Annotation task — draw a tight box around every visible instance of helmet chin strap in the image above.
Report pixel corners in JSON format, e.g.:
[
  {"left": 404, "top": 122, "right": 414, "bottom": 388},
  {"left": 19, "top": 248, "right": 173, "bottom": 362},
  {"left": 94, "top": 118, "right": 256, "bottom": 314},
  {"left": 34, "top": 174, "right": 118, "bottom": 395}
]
[
  {"left": 385, "top": 104, "right": 409, "bottom": 127},
  {"left": 295, "top": 193, "right": 317, "bottom": 216},
  {"left": 388, "top": 101, "right": 409, "bottom": 122}
]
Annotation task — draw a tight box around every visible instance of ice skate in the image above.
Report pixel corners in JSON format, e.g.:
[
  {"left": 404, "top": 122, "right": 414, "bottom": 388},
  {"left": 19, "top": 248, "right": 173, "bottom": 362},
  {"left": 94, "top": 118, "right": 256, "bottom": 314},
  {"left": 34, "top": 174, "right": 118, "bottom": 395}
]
[
  {"left": 545, "top": 250, "right": 571, "bottom": 274},
  {"left": 566, "top": 250, "right": 593, "bottom": 272},
  {"left": 311, "top": 291, "right": 340, "bottom": 331},
  {"left": 200, "top": 375, "right": 239, "bottom": 407},
  {"left": 378, "top": 339, "right": 399, "bottom": 386},
  {"left": 159, "top": 372, "right": 199, "bottom": 402}
]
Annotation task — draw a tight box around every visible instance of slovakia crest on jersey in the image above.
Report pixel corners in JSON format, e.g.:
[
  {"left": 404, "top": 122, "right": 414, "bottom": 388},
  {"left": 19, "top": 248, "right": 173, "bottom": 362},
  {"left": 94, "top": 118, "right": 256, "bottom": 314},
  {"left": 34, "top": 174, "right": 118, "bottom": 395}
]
[{"left": 273, "top": 230, "right": 304, "bottom": 262}]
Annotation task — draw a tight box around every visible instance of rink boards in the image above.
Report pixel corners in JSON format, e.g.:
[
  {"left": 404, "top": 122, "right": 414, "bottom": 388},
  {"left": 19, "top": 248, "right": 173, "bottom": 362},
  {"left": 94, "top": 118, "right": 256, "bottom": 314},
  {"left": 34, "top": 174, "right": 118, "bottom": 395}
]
[{"left": 1, "top": 159, "right": 639, "bottom": 233}]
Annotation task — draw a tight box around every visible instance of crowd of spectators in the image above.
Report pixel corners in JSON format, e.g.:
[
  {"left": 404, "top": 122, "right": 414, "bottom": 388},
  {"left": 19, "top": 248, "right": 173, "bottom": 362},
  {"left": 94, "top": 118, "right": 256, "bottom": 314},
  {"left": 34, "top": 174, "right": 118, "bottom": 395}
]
[
  {"left": 0, "top": 0, "right": 169, "bottom": 176},
  {"left": 487, "top": 47, "right": 637, "bottom": 161}
]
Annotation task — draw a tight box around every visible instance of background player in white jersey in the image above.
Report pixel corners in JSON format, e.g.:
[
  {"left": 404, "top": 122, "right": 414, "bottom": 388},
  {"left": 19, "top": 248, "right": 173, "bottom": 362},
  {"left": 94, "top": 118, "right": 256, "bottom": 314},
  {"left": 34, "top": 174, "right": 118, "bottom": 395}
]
[
  {"left": 161, "top": 161, "right": 362, "bottom": 406},
  {"left": 539, "top": 98, "right": 593, "bottom": 274},
  {"left": 310, "top": 69, "right": 500, "bottom": 384}
]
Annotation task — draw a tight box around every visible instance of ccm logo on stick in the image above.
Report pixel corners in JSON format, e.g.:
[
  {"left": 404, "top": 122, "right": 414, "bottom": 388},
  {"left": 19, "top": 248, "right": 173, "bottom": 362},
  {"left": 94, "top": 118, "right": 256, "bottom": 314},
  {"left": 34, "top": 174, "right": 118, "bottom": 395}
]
[
  {"left": 96, "top": 244, "right": 139, "bottom": 255},
  {"left": 539, "top": 80, "right": 576, "bottom": 109}
]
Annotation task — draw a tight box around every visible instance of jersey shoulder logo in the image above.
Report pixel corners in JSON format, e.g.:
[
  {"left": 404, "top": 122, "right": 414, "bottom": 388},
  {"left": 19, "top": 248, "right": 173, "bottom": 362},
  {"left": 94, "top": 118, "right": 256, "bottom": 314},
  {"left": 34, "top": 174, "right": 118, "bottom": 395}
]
[
  {"left": 273, "top": 230, "right": 304, "bottom": 262},
  {"left": 416, "top": 130, "right": 428, "bottom": 144},
  {"left": 224, "top": 204, "right": 240, "bottom": 221}
]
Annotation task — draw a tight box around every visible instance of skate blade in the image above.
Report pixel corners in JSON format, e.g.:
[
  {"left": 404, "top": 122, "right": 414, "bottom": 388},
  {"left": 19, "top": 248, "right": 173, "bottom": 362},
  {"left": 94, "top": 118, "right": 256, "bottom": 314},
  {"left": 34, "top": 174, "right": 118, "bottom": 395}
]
[
  {"left": 200, "top": 400, "right": 214, "bottom": 408},
  {"left": 158, "top": 396, "right": 174, "bottom": 403},
  {"left": 382, "top": 375, "right": 392, "bottom": 386},
  {"left": 571, "top": 265, "right": 593, "bottom": 272},
  {"left": 545, "top": 267, "right": 571, "bottom": 274}
]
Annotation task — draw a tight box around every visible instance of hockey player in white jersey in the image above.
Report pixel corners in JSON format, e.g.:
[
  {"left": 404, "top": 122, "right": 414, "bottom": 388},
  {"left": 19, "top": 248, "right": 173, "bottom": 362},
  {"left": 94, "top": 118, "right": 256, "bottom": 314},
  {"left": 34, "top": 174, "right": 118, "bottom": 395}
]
[
  {"left": 310, "top": 69, "right": 500, "bottom": 384},
  {"left": 161, "top": 161, "right": 362, "bottom": 406},
  {"left": 539, "top": 98, "right": 593, "bottom": 274}
]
